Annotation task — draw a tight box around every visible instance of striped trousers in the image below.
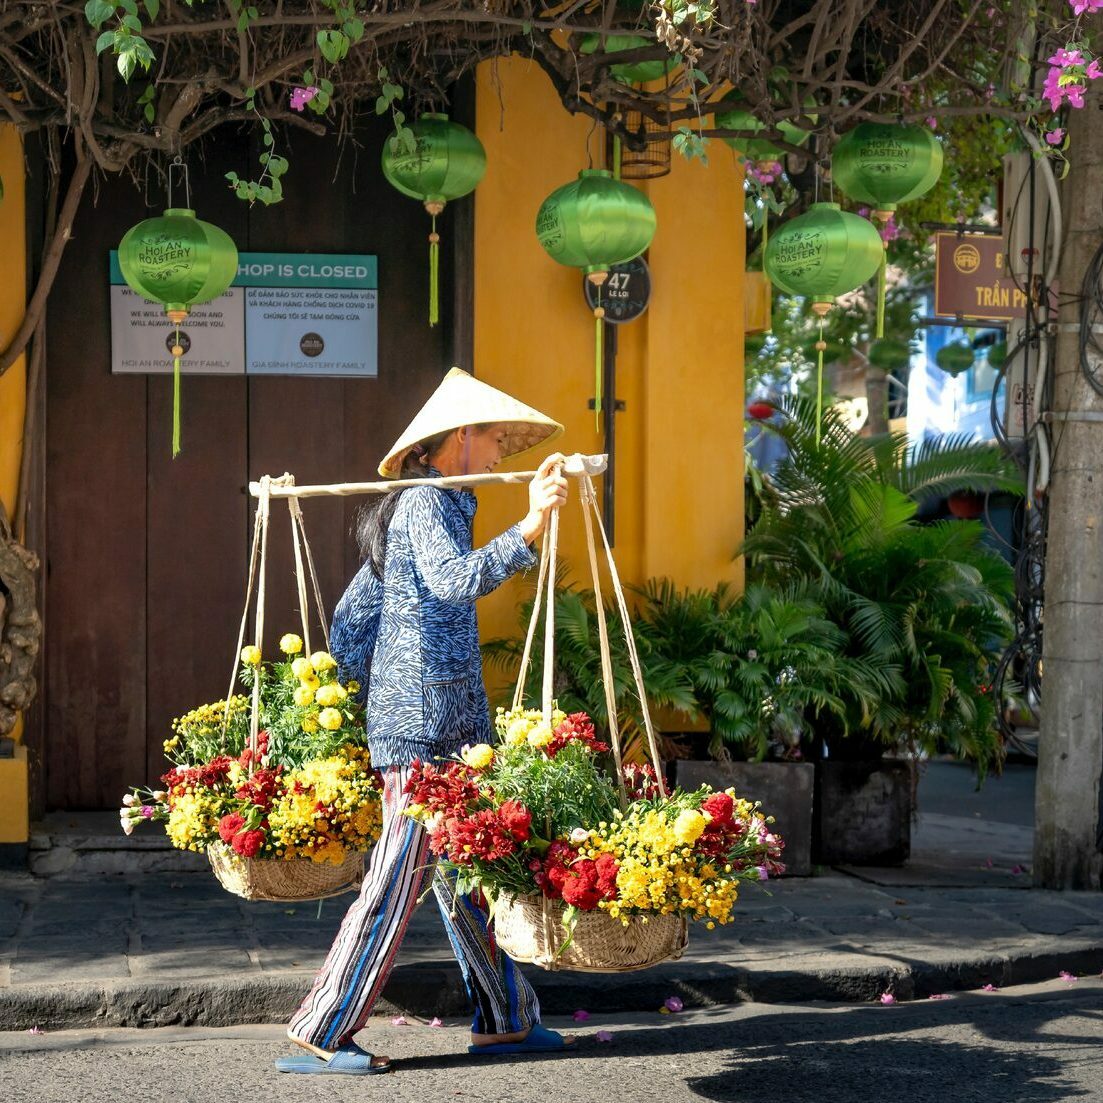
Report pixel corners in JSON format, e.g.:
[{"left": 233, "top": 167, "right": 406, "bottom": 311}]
[{"left": 289, "top": 764, "right": 540, "bottom": 1050}]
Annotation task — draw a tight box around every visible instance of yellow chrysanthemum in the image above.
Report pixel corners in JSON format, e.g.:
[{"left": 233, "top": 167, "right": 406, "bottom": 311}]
[
  {"left": 291, "top": 656, "right": 314, "bottom": 679},
  {"left": 461, "top": 743, "right": 495, "bottom": 770},
  {"left": 347, "top": 680, "right": 361, "bottom": 695},
  {"left": 311, "top": 651, "right": 337, "bottom": 671},
  {"left": 302, "top": 674, "right": 321, "bottom": 693},
  {"left": 673, "top": 809, "right": 707, "bottom": 847},
  {"left": 293, "top": 685, "right": 315, "bottom": 707},
  {"left": 240, "top": 645, "right": 262, "bottom": 666},
  {"left": 315, "top": 684, "right": 341, "bottom": 708},
  {"left": 318, "top": 707, "right": 343, "bottom": 731},
  {"left": 302, "top": 715, "right": 320, "bottom": 734},
  {"left": 279, "top": 633, "right": 304, "bottom": 654},
  {"left": 527, "top": 724, "right": 553, "bottom": 749}
]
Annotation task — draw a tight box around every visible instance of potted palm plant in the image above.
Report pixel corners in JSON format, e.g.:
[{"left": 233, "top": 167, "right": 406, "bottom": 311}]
[{"left": 741, "top": 396, "right": 1021, "bottom": 865}]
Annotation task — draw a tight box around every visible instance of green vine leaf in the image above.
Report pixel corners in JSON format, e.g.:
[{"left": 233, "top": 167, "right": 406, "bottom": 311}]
[{"left": 85, "top": 0, "right": 115, "bottom": 30}]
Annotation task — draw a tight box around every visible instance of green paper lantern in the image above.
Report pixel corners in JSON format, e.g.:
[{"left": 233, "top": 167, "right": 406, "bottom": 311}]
[
  {"left": 536, "top": 169, "right": 656, "bottom": 275},
  {"left": 987, "top": 341, "right": 1008, "bottom": 370},
  {"left": 868, "top": 338, "right": 912, "bottom": 372},
  {"left": 579, "top": 33, "right": 679, "bottom": 85},
  {"left": 831, "top": 123, "right": 943, "bottom": 217},
  {"left": 936, "top": 341, "right": 976, "bottom": 376},
  {"left": 118, "top": 207, "right": 238, "bottom": 317},
  {"left": 763, "top": 202, "right": 883, "bottom": 307},
  {"left": 381, "top": 114, "right": 487, "bottom": 326},
  {"left": 714, "top": 96, "right": 816, "bottom": 161},
  {"left": 118, "top": 208, "right": 238, "bottom": 457},
  {"left": 536, "top": 169, "right": 656, "bottom": 426}
]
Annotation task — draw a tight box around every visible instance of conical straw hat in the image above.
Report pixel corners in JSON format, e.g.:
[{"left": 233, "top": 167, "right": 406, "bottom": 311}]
[{"left": 378, "top": 367, "right": 564, "bottom": 478}]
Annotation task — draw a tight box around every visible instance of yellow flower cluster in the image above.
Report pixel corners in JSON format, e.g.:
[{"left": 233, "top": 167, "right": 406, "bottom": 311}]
[
  {"left": 284, "top": 648, "right": 354, "bottom": 735},
  {"left": 494, "top": 705, "right": 567, "bottom": 749},
  {"left": 267, "top": 746, "right": 383, "bottom": 864},
  {"left": 167, "top": 696, "right": 249, "bottom": 754},
  {"left": 166, "top": 787, "right": 224, "bottom": 852},
  {"left": 583, "top": 808, "right": 740, "bottom": 927},
  {"left": 461, "top": 743, "right": 495, "bottom": 770}
]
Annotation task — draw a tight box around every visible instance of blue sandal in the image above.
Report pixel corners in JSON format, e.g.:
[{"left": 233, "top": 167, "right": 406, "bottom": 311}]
[
  {"left": 467, "top": 1023, "right": 577, "bottom": 1057},
  {"left": 275, "top": 1041, "right": 393, "bottom": 1075}
]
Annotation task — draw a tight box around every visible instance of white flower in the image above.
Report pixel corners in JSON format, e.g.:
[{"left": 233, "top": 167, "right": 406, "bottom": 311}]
[
  {"left": 570, "top": 827, "right": 590, "bottom": 845},
  {"left": 119, "top": 816, "right": 135, "bottom": 836},
  {"left": 152, "top": 791, "right": 167, "bottom": 802},
  {"left": 121, "top": 794, "right": 137, "bottom": 807}
]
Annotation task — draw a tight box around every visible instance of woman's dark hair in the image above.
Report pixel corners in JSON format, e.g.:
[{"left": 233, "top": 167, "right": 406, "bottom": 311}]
[{"left": 357, "top": 428, "right": 453, "bottom": 579}]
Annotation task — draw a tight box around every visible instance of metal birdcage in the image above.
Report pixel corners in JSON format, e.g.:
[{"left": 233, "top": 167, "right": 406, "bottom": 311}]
[{"left": 610, "top": 109, "right": 671, "bottom": 180}]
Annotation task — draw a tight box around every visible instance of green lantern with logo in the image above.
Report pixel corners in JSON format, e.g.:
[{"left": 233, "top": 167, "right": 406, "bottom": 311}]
[
  {"left": 832, "top": 123, "right": 943, "bottom": 338},
  {"left": 987, "top": 342, "right": 1008, "bottom": 370},
  {"left": 764, "top": 202, "right": 883, "bottom": 441},
  {"left": 536, "top": 169, "right": 656, "bottom": 427},
  {"left": 118, "top": 207, "right": 238, "bottom": 456},
  {"left": 381, "top": 114, "right": 487, "bottom": 326}
]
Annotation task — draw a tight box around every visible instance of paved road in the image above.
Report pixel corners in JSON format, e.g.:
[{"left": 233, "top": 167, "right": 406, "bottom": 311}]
[{"left": 1, "top": 979, "right": 1100, "bottom": 1103}]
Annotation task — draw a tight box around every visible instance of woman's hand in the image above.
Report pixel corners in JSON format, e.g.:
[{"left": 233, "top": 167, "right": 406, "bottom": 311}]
[{"left": 519, "top": 453, "right": 569, "bottom": 543}]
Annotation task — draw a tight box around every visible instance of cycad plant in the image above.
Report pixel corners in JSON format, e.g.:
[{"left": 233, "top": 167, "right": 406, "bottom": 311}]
[
  {"left": 631, "top": 580, "right": 904, "bottom": 761},
  {"left": 742, "top": 395, "right": 1021, "bottom": 778}
]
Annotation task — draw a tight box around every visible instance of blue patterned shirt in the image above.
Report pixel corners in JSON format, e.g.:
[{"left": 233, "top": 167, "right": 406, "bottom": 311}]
[{"left": 330, "top": 476, "right": 536, "bottom": 769}]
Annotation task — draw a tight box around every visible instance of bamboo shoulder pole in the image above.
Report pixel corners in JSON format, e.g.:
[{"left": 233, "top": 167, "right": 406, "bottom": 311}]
[{"left": 248, "top": 453, "right": 608, "bottom": 499}]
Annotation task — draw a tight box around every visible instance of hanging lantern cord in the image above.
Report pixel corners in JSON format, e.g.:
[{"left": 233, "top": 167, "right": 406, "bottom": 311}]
[
  {"left": 873, "top": 209, "right": 891, "bottom": 340},
  {"left": 425, "top": 200, "right": 445, "bottom": 327},
  {"left": 167, "top": 308, "right": 187, "bottom": 457},
  {"left": 168, "top": 155, "right": 191, "bottom": 210},
  {"left": 588, "top": 271, "right": 608, "bottom": 434}
]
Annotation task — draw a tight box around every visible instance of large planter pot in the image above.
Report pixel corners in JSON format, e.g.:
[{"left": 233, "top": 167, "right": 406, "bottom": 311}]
[
  {"left": 814, "top": 759, "right": 912, "bottom": 866},
  {"left": 673, "top": 760, "right": 814, "bottom": 877}
]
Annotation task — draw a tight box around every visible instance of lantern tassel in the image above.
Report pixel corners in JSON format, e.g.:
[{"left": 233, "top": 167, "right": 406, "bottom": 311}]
[
  {"left": 613, "top": 134, "right": 622, "bottom": 182},
  {"left": 815, "top": 318, "right": 825, "bottom": 447},
  {"left": 168, "top": 315, "right": 186, "bottom": 458},
  {"left": 594, "top": 306, "right": 604, "bottom": 434},
  {"left": 875, "top": 246, "right": 887, "bottom": 339},
  {"left": 429, "top": 213, "right": 440, "bottom": 327}
]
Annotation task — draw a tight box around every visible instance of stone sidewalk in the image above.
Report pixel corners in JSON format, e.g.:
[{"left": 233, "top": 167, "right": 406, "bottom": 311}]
[{"left": 2, "top": 866, "right": 1102, "bottom": 1031}]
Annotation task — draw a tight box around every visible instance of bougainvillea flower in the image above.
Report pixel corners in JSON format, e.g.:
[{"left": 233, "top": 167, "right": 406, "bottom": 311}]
[
  {"left": 289, "top": 86, "right": 320, "bottom": 113},
  {"left": 595, "top": 1030, "right": 614, "bottom": 1042},
  {"left": 1060, "top": 971, "right": 1078, "bottom": 982},
  {"left": 664, "top": 996, "right": 684, "bottom": 1013},
  {"left": 572, "top": 1010, "right": 591, "bottom": 1021},
  {"left": 880, "top": 992, "right": 897, "bottom": 1005}
]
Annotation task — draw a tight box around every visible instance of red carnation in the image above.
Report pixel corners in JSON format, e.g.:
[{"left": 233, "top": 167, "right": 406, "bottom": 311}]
[
  {"left": 546, "top": 712, "right": 610, "bottom": 757},
  {"left": 405, "top": 760, "right": 481, "bottom": 815},
  {"left": 445, "top": 811, "right": 517, "bottom": 864},
  {"left": 498, "top": 799, "right": 532, "bottom": 842},
  {"left": 218, "top": 813, "right": 245, "bottom": 843},
  {"left": 231, "top": 828, "right": 265, "bottom": 858},
  {"left": 702, "top": 793, "right": 734, "bottom": 825},
  {"left": 560, "top": 858, "right": 608, "bottom": 911},
  {"left": 594, "top": 852, "right": 620, "bottom": 897}
]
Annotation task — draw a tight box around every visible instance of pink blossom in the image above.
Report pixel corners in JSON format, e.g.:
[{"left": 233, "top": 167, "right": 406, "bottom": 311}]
[
  {"left": 757, "top": 866, "right": 770, "bottom": 881},
  {"left": 1049, "top": 48, "right": 1086, "bottom": 68},
  {"left": 1011, "top": 865, "right": 1025, "bottom": 875},
  {"left": 1089, "top": 59, "right": 1103, "bottom": 80},
  {"left": 27, "top": 1026, "right": 43, "bottom": 1035},
  {"left": 926, "top": 116, "right": 938, "bottom": 130},
  {"left": 391, "top": 1016, "right": 408, "bottom": 1026},
  {"left": 429, "top": 1017, "right": 444, "bottom": 1027},
  {"left": 880, "top": 992, "right": 897, "bottom": 1005},
  {"left": 928, "top": 993, "right": 952, "bottom": 1001},
  {"left": 982, "top": 983, "right": 998, "bottom": 992},
  {"left": 1071, "top": 0, "right": 1103, "bottom": 12},
  {"left": 596, "top": 1029, "right": 614, "bottom": 1042},
  {"left": 664, "top": 996, "right": 684, "bottom": 1013},
  {"left": 572, "top": 1009, "right": 591, "bottom": 1021},
  {"left": 289, "top": 86, "right": 320, "bottom": 113},
  {"left": 1060, "top": 971, "right": 1078, "bottom": 982}
]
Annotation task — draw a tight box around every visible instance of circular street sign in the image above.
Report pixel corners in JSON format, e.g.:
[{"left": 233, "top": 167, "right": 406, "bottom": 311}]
[{"left": 583, "top": 256, "right": 651, "bottom": 324}]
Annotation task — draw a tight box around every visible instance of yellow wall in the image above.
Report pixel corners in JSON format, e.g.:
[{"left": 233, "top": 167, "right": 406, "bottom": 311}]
[
  {"left": 0, "top": 124, "right": 28, "bottom": 844},
  {"left": 471, "top": 57, "right": 745, "bottom": 706}
]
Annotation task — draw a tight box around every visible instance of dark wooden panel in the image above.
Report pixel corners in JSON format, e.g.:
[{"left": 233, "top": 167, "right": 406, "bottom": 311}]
[
  {"left": 144, "top": 143, "right": 251, "bottom": 784},
  {"left": 46, "top": 172, "right": 149, "bottom": 809},
  {"left": 44, "top": 112, "right": 468, "bottom": 808}
]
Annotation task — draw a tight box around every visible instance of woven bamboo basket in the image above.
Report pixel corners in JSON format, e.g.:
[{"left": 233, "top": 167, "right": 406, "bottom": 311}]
[
  {"left": 207, "top": 843, "right": 364, "bottom": 902},
  {"left": 493, "top": 893, "right": 688, "bottom": 973}
]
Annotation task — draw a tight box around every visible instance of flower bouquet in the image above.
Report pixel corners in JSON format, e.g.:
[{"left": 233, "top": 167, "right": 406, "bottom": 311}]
[
  {"left": 406, "top": 705, "right": 785, "bottom": 972},
  {"left": 121, "top": 632, "right": 383, "bottom": 901}
]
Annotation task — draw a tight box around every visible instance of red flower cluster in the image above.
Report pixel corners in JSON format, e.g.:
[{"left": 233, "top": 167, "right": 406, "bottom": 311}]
[
  {"left": 405, "top": 760, "right": 481, "bottom": 815},
  {"left": 546, "top": 713, "right": 610, "bottom": 758},
  {"left": 436, "top": 810, "right": 520, "bottom": 864},
  {"left": 217, "top": 812, "right": 265, "bottom": 857},
  {"left": 695, "top": 792, "right": 746, "bottom": 858},
  {"left": 498, "top": 799, "right": 532, "bottom": 843},
  {"left": 161, "top": 755, "right": 235, "bottom": 793},
  {"left": 622, "top": 763, "right": 662, "bottom": 801},
  {"left": 235, "top": 765, "right": 283, "bottom": 812},
  {"left": 539, "top": 842, "right": 619, "bottom": 910}
]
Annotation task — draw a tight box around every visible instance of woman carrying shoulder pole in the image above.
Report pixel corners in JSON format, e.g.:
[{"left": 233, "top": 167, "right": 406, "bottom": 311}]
[{"left": 276, "top": 368, "right": 573, "bottom": 1075}]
